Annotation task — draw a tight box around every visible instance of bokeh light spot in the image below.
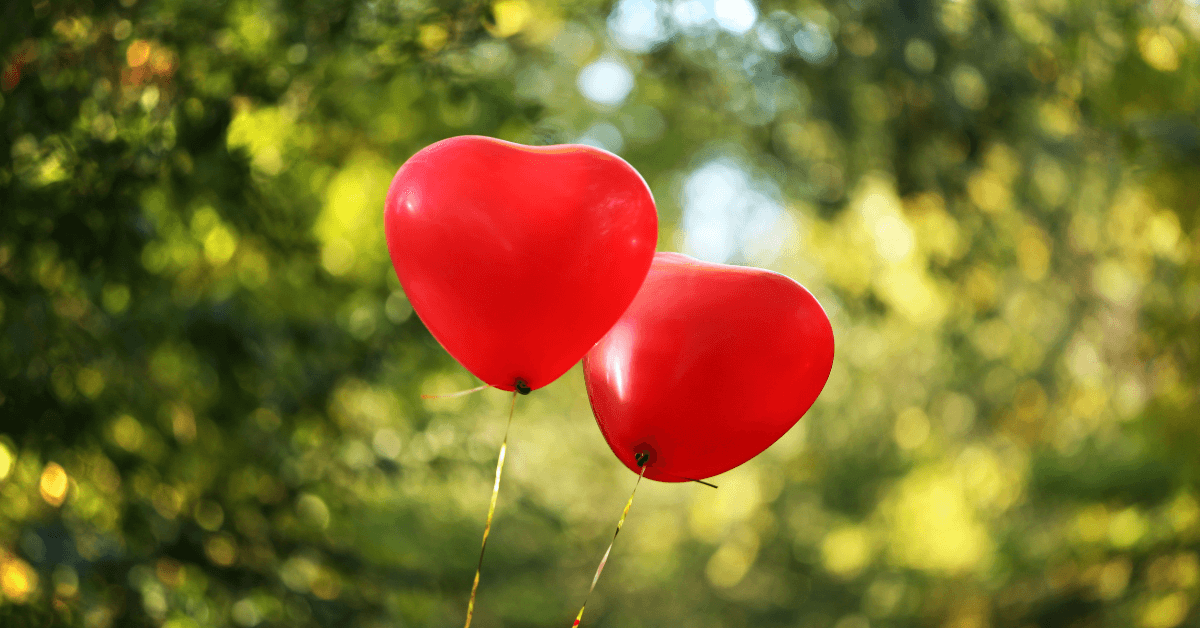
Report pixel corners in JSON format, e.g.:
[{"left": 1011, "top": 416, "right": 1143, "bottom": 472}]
[
  {"left": 822, "top": 526, "right": 870, "bottom": 578},
  {"left": 609, "top": 0, "right": 670, "bottom": 52},
  {"left": 713, "top": 0, "right": 757, "bottom": 34},
  {"left": 0, "top": 443, "right": 13, "bottom": 481},
  {"left": 577, "top": 59, "right": 634, "bottom": 106},
  {"left": 205, "top": 534, "right": 239, "bottom": 567},
  {"left": 0, "top": 556, "right": 38, "bottom": 602},
  {"left": 40, "top": 462, "right": 69, "bottom": 507},
  {"left": 492, "top": 0, "right": 531, "bottom": 37},
  {"left": 126, "top": 40, "right": 151, "bottom": 67}
]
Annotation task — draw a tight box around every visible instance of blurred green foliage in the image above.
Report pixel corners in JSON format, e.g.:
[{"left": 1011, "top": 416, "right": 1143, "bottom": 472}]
[{"left": 2, "top": 0, "right": 1200, "bottom": 626}]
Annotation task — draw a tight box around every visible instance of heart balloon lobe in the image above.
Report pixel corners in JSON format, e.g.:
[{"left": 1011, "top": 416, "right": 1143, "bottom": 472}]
[
  {"left": 384, "top": 136, "right": 658, "bottom": 391},
  {"left": 583, "top": 252, "right": 834, "bottom": 481}
]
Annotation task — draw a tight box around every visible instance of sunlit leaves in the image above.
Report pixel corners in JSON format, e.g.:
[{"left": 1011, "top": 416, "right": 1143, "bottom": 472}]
[{"left": 1, "top": 0, "right": 1199, "bottom": 626}]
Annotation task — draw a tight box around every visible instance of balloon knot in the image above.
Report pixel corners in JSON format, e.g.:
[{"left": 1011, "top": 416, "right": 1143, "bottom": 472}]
[
  {"left": 514, "top": 379, "right": 531, "bottom": 395},
  {"left": 634, "top": 451, "right": 650, "bottom": 467}
]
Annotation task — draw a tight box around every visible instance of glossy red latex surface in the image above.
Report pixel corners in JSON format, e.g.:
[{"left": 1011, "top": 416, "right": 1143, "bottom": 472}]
[
  {"left": 584, "top": 252, "right": 835, "bottom": 481},
  {"left": 384, "top": 136, "right": 658, "bottom": 391}
]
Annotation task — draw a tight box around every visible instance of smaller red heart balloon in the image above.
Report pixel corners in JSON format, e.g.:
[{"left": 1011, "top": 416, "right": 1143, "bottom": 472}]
[
  {"left": 384, "top": 136, "right": 658, "bottom": 392},
  {"left": 583, "top": 252, "right": 835, "bottom": 482}
]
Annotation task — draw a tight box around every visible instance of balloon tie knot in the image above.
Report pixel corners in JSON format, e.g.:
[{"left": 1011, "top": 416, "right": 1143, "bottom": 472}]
[
  {"left": 634, "top": 451, "right": 650, "bottom": 467},
  {"left": 514, "top": 379, "right": 531, "bottom": 395}
]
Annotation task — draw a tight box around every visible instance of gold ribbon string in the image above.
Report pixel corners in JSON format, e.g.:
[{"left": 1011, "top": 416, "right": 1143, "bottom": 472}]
[
  {"left": 571, "top": 460, "right": 648, "bottom": 628},
  {"left": 422, "top": 384, "right": 490, "bottom": 399},
  {"left": 463, "top": 389, "right": 518, "bottom": 628},
  {"left": 657, "top": 470, "right": 718, "bottom": 489}
]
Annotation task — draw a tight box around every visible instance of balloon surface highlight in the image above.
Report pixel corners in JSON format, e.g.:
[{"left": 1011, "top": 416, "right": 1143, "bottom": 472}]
[
  {"left": 384, "top": 136, "right": 658, "bottom": 391},
  {"left": 583, "top": 252, "right": 835, "bottom": 482}
]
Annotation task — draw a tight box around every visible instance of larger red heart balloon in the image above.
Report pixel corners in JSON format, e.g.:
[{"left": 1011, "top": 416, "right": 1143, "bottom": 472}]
[
  {"left": 384, "top": 136, "right": 658, "bottom": 392},
  {"left": 583, "top": 252, "right": 835, "bottom": 482}
]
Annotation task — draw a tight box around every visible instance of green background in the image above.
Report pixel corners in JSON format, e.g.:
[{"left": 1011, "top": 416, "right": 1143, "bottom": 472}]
[{"left": 2, "top": 0, "right": 1200, "bottom": 626}]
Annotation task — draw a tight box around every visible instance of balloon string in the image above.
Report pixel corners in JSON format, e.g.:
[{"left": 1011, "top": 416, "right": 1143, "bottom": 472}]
[
  {"left": 463, "top": 389, "right": 518, "bottom": 628},
  {"left": 657, "top": 470, "right": 718, "bottom": 489},
  {"left": 422, "top": 384, "right": 490, "bottom": 399},
  {"left": 571, "top": 463, "right": 647, "bottom": 628}
]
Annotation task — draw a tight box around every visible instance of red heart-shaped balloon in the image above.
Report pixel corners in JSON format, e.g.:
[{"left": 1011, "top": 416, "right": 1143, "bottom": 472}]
[
  {"left": 583, "top": 252, "right": 835, "bottom": 481},
  {"left": 384, "top": 136, "right": 658, "bottom": 392}
]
